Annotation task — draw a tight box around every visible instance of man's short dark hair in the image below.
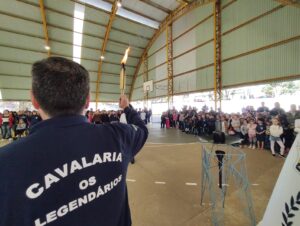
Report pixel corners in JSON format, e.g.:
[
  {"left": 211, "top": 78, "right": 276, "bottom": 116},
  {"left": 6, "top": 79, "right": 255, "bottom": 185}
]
[{"left": 32, "top": 57, "right": 90, "bottom": 117}]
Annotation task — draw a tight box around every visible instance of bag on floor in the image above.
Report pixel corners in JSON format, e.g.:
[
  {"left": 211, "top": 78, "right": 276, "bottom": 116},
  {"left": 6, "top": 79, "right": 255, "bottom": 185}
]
[
  {"left": 166, "top": 118, "right": 170, "bottom": 129},
  {"left": 213, "top": 131, "right": 225, "bottom": 144}
]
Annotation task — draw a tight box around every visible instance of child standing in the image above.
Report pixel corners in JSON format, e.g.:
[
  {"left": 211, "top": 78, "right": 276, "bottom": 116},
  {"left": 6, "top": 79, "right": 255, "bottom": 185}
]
[
  {"left": 269, "top": 118, "right": 285, "bottom": 157},
  {"left": 161, "top": 112, "right": 166, "bottom": 128},
  {"left": 265, "top": 120, "right": 271, "bottom": 150},
  {"left": 256, "top": 119, "right": 266, "bottom": 149},
  {"left": 247, "top": 119, "right": 257, "bottom": 149},
  {"left": 240, "top": 120, "right": 248, "bottom": 147},
  {"left": 1, "top": 110, "right": 10, "bottom": 140}
]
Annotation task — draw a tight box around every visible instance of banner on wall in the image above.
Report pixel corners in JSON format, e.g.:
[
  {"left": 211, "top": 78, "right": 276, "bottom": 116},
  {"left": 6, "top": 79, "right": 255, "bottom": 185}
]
[{"left": 259, "top": 120, "right": 300, "bottom": 226}]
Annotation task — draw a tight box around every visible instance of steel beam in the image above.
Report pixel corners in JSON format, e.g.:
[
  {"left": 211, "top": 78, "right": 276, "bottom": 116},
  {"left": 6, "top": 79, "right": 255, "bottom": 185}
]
[
  {"left": 101, "top": 0, "right": 161, "bottom": 23},
  {"left": 143, "top": 53, "right": 149, "bottom": 107},
  {"left": 166, "top": 23, "right": 174, "bottom": 108},
  {"left": 12, "top": 2, "right": 145, "bottom": 50},
  {"left": 274, "top": 0, "right": 300, "bottom": 7},
  {"left": 38, "top": 0, "right": 50, "bottom": 56},
  {"left": 129, "top": 0, "right": 214, "bottom": 100},
  {"left": 213, "top": 0, "right": 222, "bottom": 111},
  {"left": 176, "top": 0, "right": 190, "bottom": 5},
  {"left": 95, "top": 0, "right": 118, "bottom": 108}
]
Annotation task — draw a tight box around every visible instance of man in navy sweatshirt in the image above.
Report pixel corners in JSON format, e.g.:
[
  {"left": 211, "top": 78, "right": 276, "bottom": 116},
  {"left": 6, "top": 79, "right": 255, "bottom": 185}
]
[{"left": 0, "top": 57, "right": 148, "bottom": 226}]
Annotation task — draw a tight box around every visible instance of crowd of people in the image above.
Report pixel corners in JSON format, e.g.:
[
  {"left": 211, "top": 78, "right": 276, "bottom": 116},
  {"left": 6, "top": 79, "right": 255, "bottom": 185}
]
[
  {"left": 85, "top": 108, "right": 152, "bottom": 124},
  {"left": 2, "top": 101, "right": 299, "bottom": 157},
  {"left": 0, "top": 108, "right": 152, "bottom": 141},
  {"left": 161, "top": 102, "right": 300, "bottom": 157},
  {"left": 0, "top": 110, "right": 42, "bottom": 140}
]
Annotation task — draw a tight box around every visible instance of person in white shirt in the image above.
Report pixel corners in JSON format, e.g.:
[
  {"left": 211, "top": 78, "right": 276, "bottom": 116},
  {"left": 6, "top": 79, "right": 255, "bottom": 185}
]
[
  {"left": 140, "top": 110, "right": 147, "bottom": 124},
  {"left": 269, "top": 117, "right": 285, "bottom": 157}
]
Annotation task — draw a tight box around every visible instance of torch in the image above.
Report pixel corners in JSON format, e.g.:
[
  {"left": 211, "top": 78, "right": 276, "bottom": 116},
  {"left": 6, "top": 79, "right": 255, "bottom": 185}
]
[{"left": 120, "top": 47, "right": 130, "bottom": 95}]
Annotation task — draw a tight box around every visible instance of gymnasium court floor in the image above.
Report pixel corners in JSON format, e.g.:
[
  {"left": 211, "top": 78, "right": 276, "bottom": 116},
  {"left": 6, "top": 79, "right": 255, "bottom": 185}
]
[
  {"left": 0, "top": 124, "right": 285, "bottom": 226},
  {"left": 127, "top": 124, "right": 284, "bottom": 226}
]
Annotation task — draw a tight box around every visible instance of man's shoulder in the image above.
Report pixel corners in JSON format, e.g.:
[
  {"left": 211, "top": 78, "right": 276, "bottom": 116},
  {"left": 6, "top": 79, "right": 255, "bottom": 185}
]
[
  {"left": 0, "top": 136, "right": 32, "bottom": 159},
  {"left": 103, "top": 122, "right": 136, "bottom": 132}
]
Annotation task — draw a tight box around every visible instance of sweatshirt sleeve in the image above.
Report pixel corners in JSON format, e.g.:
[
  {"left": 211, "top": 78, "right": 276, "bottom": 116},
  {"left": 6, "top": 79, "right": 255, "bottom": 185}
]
[
  {"left": 124, "top": 106, "right": 148, "bottom": 157},
  {"left": 110, "top": 106, "right": 149, "bottom": 160}
]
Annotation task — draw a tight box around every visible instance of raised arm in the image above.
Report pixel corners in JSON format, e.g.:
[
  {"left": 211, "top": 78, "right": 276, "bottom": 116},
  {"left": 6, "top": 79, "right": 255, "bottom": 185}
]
[{"left": 118, "top": 95, "right": 149, "bottom": 157}]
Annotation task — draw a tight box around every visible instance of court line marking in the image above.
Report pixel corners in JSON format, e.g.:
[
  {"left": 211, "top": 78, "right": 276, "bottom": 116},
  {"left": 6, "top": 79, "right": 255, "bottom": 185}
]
[
  {"left": 198, "top": 137, "right": 209, "bottom": 143},
  {"left": 202, "top": 203, "right": 213, "bottom": 206},
  {"left": 145, "top": 143, "right": 199, "bottom": 148},
  {"left": 146, "top": 142, "right": 198, "bottom": 145},
  {"left": 185, "top": 182, "right": 198, "bottom": 186},
  {"left": 155, "top": 181, "right": 166, "bottom": 185},
  {"left": 126, "top": 179, "right": 136, "bottom": 182}
]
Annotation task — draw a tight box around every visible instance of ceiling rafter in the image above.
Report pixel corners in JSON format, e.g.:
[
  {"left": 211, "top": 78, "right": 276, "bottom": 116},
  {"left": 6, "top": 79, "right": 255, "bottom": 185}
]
[
  {"left": 101, "top": 0, "right": 162, "bottom": 23},
  {"left": 17, "top": 0, "right": 151, "bottom": 40},
  {"left": 0, "top": 9, "right": 145, "bottom": 50},
  {"left": 274, "top": 0, "right": 300, "bottom": 7},
  {"left": 177, "top": 0, "right": 190, "bottom": 5},
  {"left": 0, "top": 27, "right": 141, "bottom": 59},
  {"left": 0, "top": 43, "right": 138, "bottom": 67},
  {"left": 38, "top": 0, "right": 50, "bottom": 56},
  {"left": 139, "top": 0, "right": 171, "bottom": 14},
  {"left": 129, "top": 0, "right": 214, "bottom": 100},
  {"left": 72, "top": 0, "right": 157, "bottom": 30},
  {"left": 95, "top": 0, "right": 119, "bottom": 107}
]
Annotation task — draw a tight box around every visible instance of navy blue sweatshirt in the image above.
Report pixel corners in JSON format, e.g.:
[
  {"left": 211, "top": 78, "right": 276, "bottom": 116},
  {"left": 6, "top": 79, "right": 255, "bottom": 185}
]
[{"left": 0, "top": 107, "right": 148, "bottom": 226}]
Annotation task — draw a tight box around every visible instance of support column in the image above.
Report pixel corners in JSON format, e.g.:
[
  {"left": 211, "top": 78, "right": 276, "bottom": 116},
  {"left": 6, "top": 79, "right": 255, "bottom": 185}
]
[
  {"left": 214, "top": 0, "right": 222, "bottom": 111},
  {"left": 166, "top": 22, "right": 174, "bottom": 109},
  {"left": 39, "top": 0, "right": 50, "bottom": 56},
  {"left": 143, "top": 53, "right": 149, "bottom": 108},
  {"left": 95, "top": 0, "right": 118, "bottom": 109}
]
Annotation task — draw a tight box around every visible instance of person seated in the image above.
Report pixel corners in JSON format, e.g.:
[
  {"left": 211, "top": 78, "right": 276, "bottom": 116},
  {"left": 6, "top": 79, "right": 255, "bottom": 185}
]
[
  {"left": 230, "top": 114, "right": 241, "bottom": 135},
  {"left": 15, "top": 118, "right": 27, "bottom": 138}
]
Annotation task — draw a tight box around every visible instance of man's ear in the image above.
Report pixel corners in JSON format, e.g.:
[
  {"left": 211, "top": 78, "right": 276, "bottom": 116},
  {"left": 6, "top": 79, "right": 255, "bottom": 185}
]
[
  {"left": 85, "top": 94, "right": 90, "bottom": 109},
  {"left": 30, "top": 90, "right": 40, "bottom": 110}
]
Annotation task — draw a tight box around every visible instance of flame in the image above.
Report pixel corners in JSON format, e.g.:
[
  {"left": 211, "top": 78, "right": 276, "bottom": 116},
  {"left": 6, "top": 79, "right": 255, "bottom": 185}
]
[{"left": 121, "top": 47, "right": 130, "bottom": 64}]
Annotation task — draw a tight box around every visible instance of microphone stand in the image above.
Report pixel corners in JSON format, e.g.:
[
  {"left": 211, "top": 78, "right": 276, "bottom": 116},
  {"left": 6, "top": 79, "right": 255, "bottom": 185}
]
[{"left": 215, "top": 150, "right": 225, "bottom": 189}]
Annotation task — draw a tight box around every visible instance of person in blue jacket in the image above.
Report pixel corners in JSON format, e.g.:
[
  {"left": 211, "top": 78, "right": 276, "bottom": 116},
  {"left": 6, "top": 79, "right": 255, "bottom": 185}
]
[{"left": 0, "top": 57, "right": 148, "bottom": 226}]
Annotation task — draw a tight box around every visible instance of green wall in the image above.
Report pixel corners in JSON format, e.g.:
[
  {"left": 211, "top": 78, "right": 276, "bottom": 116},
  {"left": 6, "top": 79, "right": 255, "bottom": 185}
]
[{"left": 131, "top": 0, "right": 300, "bottom": 101}]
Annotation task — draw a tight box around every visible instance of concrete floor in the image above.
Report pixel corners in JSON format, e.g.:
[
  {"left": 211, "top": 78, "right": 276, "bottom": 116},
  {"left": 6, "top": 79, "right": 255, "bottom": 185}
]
[
  {"left": 0, "top": 124, "right": 285, "bottom": 226},
  {"left": 127, "top": 123, "right": 285, "bottom": 226}
]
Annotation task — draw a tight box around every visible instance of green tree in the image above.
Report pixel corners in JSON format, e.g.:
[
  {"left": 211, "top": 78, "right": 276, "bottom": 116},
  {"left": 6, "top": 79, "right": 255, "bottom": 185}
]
[
  {"left": 261, "top": 81, "right": 298, "bottom": 97},
  {"left": 280, "top": 81, "right": 298, "bottom": 95}
]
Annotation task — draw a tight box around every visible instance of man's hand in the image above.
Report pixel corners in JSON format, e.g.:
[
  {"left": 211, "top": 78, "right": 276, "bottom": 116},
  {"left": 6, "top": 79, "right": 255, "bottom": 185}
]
[{"left": 119, "top": 95, "right": 129, "bottom": 109}]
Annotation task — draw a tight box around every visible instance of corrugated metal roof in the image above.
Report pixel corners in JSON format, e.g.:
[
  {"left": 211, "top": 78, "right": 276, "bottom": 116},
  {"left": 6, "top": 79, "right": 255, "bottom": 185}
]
[{"left": 0, "top": 0, "right": 185, "bottom": 102}]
